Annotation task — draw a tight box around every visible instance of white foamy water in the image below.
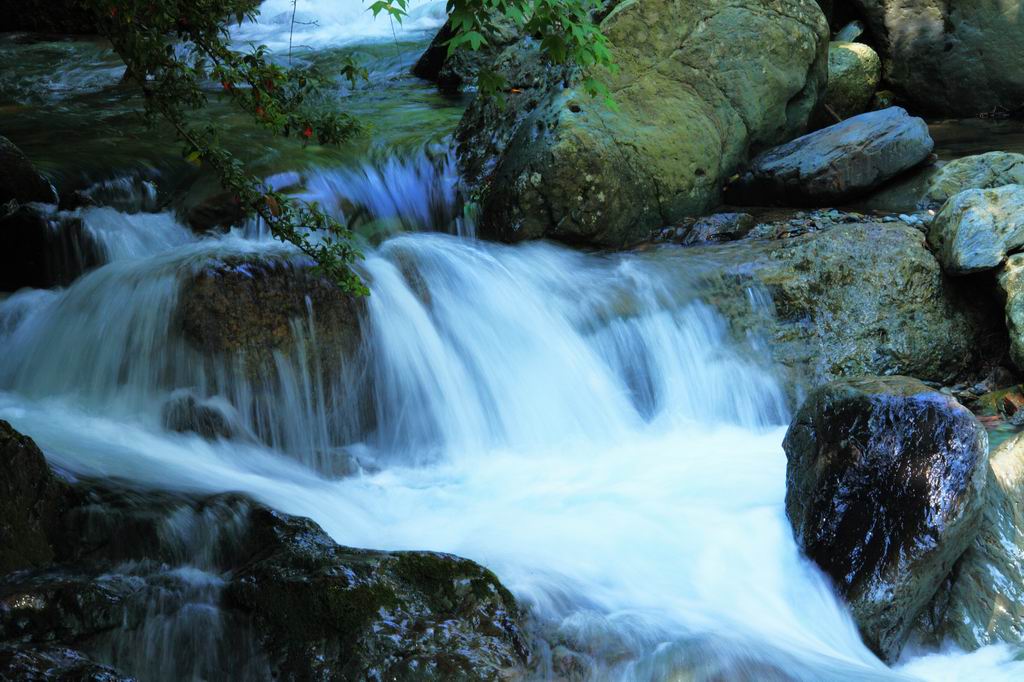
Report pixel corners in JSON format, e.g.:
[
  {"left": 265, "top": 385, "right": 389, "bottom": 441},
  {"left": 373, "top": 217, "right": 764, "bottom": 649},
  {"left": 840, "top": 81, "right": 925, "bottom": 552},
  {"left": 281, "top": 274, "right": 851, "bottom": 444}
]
[
  {"left": 2, "top": 208, "right": 1024, "bottom": 679},
  {"left": 233, "top": 0, "right": 447, "bottom": 51}
]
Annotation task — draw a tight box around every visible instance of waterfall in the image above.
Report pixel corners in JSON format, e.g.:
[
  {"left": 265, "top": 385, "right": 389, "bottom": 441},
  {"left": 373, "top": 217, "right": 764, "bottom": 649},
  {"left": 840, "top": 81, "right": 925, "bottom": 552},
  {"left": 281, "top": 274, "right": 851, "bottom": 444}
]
[{"left": 4, "top": 19, "right": 1024, "bottom": 675}]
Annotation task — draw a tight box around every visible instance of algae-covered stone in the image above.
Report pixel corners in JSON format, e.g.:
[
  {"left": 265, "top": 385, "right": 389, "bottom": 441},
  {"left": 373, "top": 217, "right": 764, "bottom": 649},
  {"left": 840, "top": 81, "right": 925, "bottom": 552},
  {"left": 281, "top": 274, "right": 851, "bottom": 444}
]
[
  {"left": 935, "top": 431, "right": 1024, "bottom": 650},
  {"left": 825, "top": 41, "right": 880, "bottom": 119},
  {"left": 784, "top": 376, "right": 989, "bottom": 661},
  {"left": 728, "top": 107, "right": 934, "bottom": 206},
  {"left": 926, "top": 152, "right": 1024, "bottom": 205},
  {"left": 850, "top": 0, "right": 1024, "bottom": 116},
  {"left": 928, "top": 185, "right": 1024, "bottom": 275},
  {"left": 457, "top": 0, "right": 829, "bottom": 248}
]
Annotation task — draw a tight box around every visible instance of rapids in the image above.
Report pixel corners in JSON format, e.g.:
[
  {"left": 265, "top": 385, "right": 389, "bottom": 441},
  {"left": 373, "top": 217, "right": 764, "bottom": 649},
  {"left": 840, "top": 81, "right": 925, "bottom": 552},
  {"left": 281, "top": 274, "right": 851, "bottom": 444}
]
[{"left": 3, "top": 2, "right": 1024, "bottom": 681}]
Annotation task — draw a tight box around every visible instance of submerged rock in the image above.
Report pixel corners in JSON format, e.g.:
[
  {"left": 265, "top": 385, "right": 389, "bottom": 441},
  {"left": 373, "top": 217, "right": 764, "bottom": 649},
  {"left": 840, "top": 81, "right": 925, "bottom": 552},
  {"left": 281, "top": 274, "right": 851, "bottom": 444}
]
[
  {"left": 823, "top": 41, "right": 880, "bottom": 120},
  {"left": 0, "top": 136, "right": 57, "bottom": 206},
  {"left": 226, "top": 507, "right": 529, "bottom": 680},
  {"left": 931, "top": 431, "right": 1024, "bottom": 650},
  {"left": 928, "top": 185, "right": 1024, "bottom": 275},
  {"left": 926, "top": 153, "right": 1024, "bottom": 205},
  {"left": 457, "top": 0, "right": 829, "bottom": 247},
  {"left": 727, "top": 107, "right": 934, "bottom": 206},
  {"left": 0, "top": 420, "right": 71, "bottom": 575},
  {"left": 699, "top": 221, "right": 987, "bottom": 387},
  {"left": 178, "top": 256, "right": 365, "bottom": 378},
  {"left": 162, "top": 393, "right": 238, "bottom": 441},
  {"left": 850, "top": 0, "right": 1024, "bottom": 116},
  {"left": 784, "top": 376, "right": 989, "bottom": 661}
]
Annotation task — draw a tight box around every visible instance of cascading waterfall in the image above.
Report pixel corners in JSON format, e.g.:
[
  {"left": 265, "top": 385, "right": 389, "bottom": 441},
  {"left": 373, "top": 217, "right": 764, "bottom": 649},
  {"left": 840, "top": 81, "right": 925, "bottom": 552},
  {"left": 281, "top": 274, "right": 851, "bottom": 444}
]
[
  {"left": 5, "top": 5, "right": 1024, "bottom": 681},
  {"left": 4, "top": 161, "right": 1024, "bottom": 679}
]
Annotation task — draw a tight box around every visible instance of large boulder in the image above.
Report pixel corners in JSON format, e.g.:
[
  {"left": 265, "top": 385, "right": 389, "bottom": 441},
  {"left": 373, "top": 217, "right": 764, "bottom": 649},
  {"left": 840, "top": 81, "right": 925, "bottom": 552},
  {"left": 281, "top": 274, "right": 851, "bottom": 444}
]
[
  {"left": 726, "top": 107, "right": 934, "bottom": 206},
  {"left": 179, "top": 256, "right": 365, "bottom": 378},
  {"left": 926, "top": 152, "right": 1024, "bottom": 205},
  {"left": 928, "top": 185, "right": 1024, "bottom": 275},
  {"left": 0, "top": 136, "right": 57, "bottom": 206},
  {"left": 0, "top": 420, "right": 71, "bottom": 575},
  {"left": 225, "top": 507, "right": 529, "bottom": 680},
  {"left": 823, "top": 41, "right": 880, "bottom": 120},
  {"left": 930, "top": 431, "right": 1024, "bottom": 650},
  {"left": 850, "top": 0, "right": 1024, "bottom": 116},
  {"left": 697, "top": 220, "right": 987, "bottom": 387},
  {"left": 457, "top": 0, "right": 830, "bottom": 247},
  {"left": 784, "top": 376, "right": 989, "bottom": 661}
]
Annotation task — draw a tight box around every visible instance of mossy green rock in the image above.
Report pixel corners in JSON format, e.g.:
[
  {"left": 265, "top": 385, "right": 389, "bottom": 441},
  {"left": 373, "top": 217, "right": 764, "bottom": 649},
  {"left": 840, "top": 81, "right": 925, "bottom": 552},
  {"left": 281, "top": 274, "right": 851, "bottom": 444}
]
[
  {"left": 928, "top": 185, "right": 1024, "bottom": 275},
  {"left": 931, "top": 431, "right": 1024, "bottom": 650},
  {"left": 457, "top": 0, "right": 829, "bottom": 247},
  {"left": 784, "top": 376, "right": 988, "bottom": 661},
  {"left": 825, "top": 41, "right": 880, "bottom": 119},
  {"left": 927, "top": 152, "right": 1024, "bottom": 205},
  {"left": 227, "top": 507, "right": 528, "bottom": 681}
]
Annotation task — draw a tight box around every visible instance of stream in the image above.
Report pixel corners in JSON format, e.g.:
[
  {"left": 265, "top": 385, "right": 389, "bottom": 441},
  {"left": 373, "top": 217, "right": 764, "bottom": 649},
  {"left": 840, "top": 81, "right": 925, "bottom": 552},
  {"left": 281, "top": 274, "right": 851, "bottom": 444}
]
[{"left": 3, "top": 1, "right": 1024, "bottom": 680}]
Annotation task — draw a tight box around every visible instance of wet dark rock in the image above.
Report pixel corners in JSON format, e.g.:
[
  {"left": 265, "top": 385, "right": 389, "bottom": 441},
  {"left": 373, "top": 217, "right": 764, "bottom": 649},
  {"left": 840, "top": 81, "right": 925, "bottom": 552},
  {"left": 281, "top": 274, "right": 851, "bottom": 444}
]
[
  {"left": 413, "top": 17, "right": 518, "bottom": 93},
  {"left": 849, "top": 0, "right": 1024, "bottom": 117},
  {"left": 0, "top": 204, "right": 104, "bottom": 292},
  {"left": 161, "top": 394, "right": 237, "bottom": 441},
  {"left": 184, "top": 191, "right": 247, "bottom": 234},
  {"left": 456, "top": 0, "right": 828, "bottom": 248},
  {"left": 924, "top": 431, "right": 1024, "bottom": 650},
  {"left": 178, "top": 256, "right": 365, "bottom": 379},
  {"left": 226, "top": 506, "right": 529, "bottom": 680},
  {"left": 0, "top": 568, "right": 144, "bottom": 645},
  {"left": 0, "top": 420, "right": 72, "bottom": 575},
  {"left": 784, "top": 376, "right": 989, "bottom": 661},
  {"left": 698, "top": 221, "right": 991, "bottom": 388},
  {"left": 727, "top": 107, "right": 934, "bottom": 206},
  {"left": 0, "top": 645, "right": 134, "bottom": 681},
  {"left": 668, "top": 213, "right": 756, "bottom": 247},
  {"left": 0, "top": 136, "right": 57, "bottom": 206}
]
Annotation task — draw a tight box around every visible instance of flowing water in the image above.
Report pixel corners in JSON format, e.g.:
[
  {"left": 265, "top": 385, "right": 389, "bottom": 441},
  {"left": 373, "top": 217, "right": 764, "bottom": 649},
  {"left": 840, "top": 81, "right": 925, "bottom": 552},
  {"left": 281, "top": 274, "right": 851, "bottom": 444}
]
[{"left": 3, "top": 3, "right": 1024, "bottom": 681}]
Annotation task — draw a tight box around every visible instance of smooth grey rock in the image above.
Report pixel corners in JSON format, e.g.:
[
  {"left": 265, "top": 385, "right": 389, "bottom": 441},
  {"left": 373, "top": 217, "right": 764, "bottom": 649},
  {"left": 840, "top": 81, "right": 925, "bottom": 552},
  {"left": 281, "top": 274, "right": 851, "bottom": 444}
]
[
  {"left": 728, "top": 107, "right": 934, "bottom": 206},
  {"left": 784, "top": 376, "right": 989, "bottom": 662},
  {"left": 928, "top": 185, "right": 1024, "bottom": 275}
]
